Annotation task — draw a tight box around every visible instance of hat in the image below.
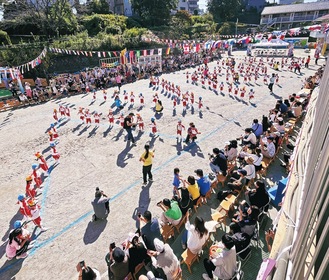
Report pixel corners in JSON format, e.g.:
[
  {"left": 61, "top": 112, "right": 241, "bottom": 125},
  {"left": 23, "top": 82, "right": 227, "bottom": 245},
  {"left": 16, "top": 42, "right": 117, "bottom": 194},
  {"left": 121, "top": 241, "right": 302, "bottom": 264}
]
[
  {"left": 112, "top": 247, "right": 125, "bottom": 263},
  {"left": 32, "top": 163, "right": 39, "bottom": 170},
  {"left": 268, "top": 136, "right": 274, "bottom": 141},
  {"left": 50, "top": 123, "right": 55, "bottom": 128},
  {"left": 225, "top": 141, "right": 231, "bottom": 145},
  {"left": 18, "top": 194, "right": 25, "bottom": 201},
  {"left": 50, "top": 142, "right": 55, "bottom": 147},
  {"left": 14, "top": 220, "right": 22, "bottom": 229},
  {"left": 151, "top": 117, "right": 155, "bottom": 122},
  {"left": 26, "top": 175, "right": 32, "bottom": 181},
  {"left": 237, "top": 169, "right": 247, "bottom": 176},
  {"left": 154, "top": 238, "right": 164, "bottom": 253},
  {"left": 128, "top": 232, "right": 139, "bottom": 243},
  {"left": 35, "top": 152, "right": 42, "bottom": 158},
  {"left": 194, "top": 169, "right": 204, "bottom": 176},
  {"left": 28, "top": 200, "right": 36, "bottom": 207},
  {"left": 277, "top": 117, "right": 283, "bottom": 122}
]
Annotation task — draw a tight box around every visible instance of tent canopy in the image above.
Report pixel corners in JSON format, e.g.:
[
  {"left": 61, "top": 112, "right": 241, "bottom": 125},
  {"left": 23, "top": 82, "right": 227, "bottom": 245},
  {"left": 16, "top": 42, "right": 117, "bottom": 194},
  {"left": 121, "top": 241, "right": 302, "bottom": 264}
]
[{"left": 252, "top": 38, "right": 289, "bottom": 47}]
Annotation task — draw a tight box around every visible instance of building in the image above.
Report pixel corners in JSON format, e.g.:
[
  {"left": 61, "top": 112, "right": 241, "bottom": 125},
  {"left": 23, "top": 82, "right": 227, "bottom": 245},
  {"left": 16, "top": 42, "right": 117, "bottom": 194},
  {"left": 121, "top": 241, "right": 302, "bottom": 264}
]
[
  {"left": 175, "top": 0, "right": 199, "bottom": 14},
  {"left": 188, "top": 0, "right": 199, "bottom": 14},
  {"left": 110, "top": 0, "right": 132, "bottom": 16},
  {"left": 260, "top": 1, "right": 329, "bottom": 29},
  {"left": 279, "top": 0, "right": 303, "bottom": 4}
]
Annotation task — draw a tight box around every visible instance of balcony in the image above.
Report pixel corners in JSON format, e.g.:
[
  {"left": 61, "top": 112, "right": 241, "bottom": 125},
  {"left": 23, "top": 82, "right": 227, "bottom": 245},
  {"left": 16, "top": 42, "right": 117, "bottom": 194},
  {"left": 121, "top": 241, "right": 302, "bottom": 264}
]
[{"left": 261, "top": 14, "right": 317, "bottom": 25}]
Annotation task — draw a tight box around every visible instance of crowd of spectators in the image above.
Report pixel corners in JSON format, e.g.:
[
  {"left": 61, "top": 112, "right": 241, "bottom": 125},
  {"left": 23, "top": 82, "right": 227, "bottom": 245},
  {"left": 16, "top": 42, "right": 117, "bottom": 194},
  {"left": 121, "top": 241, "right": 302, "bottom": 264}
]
[{"left": 78, "top": 63, "right": 321, "bottom": 280}]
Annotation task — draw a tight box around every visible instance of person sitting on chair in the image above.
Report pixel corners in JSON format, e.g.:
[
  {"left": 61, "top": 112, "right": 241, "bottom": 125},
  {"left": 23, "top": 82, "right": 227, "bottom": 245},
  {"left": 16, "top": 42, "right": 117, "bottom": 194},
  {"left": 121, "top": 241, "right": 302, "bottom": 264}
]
[{"left": 91, "top": 187, "right": 110, "bottom": 221}]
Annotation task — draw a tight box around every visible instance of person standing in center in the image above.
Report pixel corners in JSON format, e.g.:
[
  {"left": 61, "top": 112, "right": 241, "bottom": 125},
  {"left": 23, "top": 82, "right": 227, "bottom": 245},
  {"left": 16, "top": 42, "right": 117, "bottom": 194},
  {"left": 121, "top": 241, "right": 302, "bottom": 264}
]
[
  {"left": 268, "top": 73, "right": 275, "bottom": 93},
  {"left": 124, "top": 113, "right": 137, "bottom": 146},
  {"left": 139, "top": 144, "right": 154, "bottom": 185}
]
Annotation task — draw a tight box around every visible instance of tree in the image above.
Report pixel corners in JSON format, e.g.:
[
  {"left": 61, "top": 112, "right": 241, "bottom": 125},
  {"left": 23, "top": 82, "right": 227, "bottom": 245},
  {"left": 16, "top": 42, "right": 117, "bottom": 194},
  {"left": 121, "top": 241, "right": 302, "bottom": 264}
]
[
  {"left": 1, "top": 0, "right": 78, "bottom": 36},
  {"left": 131, "top": 0, "right": 178, "bottom": 26},
  {"left": 170, "top": 10, "right": 192, "bottom": 37},
  {"left": 207, "top": 0, "right": 243, "bottom": 23}
]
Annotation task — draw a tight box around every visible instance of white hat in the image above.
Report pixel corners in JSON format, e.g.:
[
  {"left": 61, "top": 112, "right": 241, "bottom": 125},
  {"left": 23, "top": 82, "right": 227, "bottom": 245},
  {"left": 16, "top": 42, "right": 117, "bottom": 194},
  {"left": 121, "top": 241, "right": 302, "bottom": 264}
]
[
  {"left": 277, "top": 117, "right": 283, "bottom": 122},
  {"left": 153, "top": 238, "right": 164, "bottom": 253}
]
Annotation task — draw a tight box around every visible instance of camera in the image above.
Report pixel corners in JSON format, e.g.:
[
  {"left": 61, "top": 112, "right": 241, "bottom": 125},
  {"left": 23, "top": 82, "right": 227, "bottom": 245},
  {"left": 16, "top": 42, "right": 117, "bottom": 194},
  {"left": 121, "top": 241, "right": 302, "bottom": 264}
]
[
  {"left": 137, "top": 212, "right": 142, "bottom": 218},
  {"left": 79, "top": 260, "right": 85, "bottom": 268},
  {"left": 110, "top": 242, "right": 116, "bottom": 250}
]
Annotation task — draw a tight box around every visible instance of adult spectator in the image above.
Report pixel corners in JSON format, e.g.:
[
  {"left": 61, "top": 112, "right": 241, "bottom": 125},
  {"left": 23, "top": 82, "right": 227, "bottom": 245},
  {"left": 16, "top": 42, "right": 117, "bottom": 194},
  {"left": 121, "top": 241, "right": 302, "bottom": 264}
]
[
  {"left": 246, "top": 180, "right": 270, "bottom": 210},
  {"left": 202, "top": 234, "right": 237, "bottom": 280},
  {"left": 242, "top": 157, "right": 256, "bottom": 185},
  {"left": 6, "top": 222, "right": 33, "bottom": 260},
  {"left": 184, "top": 122, "right": 200, "bottom": 144},
  {"left": 91, "top": 187, "right": 110, "bottom": 221},
  {"left": 194, "top": 169, "right": 211, "bottom": 201},
  {"left": 268, "top": 73, "right": 275, "bottom": 93},
  {"left": 139, "top": 211, "right": 162, "bottom": 251},
  {"left": 276, "top": 100, "right": 288, "bottom": 114},
  {"left": 230, "top": 201, "right": 259, "bottom": 237},
  {"left": 271, "top": 118, "right": 285, "bottom": 134},
  {"left": 175, "top": 185, "right": 193, "bottom": 216},
  {"left": 251, "top": 119, "right": 263, "bottom": 138},
  {"left": 245, "top": 147, "right": 263, "bottom": 172},
  {"left": 126, "top": 233, "right": 151, "bottom": 273},
  {"left": 224, "top": 140, "right": 238, "bottom": 161},
  {"left": 230, "top": 229, "right": 251, "bottom": 260},
  {"left": 260, "top": 136, "right": 276, "bottom": 159},
  {"left": 227, "top": 169, "right": 247, "bottom": 193},
  {"left": 289, "top": 101, "right": 303, "bottom": 118},
  {"left": 238, "top": 128, "right": 257, "bottom": 149},
  {"left": 148, "top": 238, "right": 181, "bottom": 280},
  {"left": 181, "top": 213, "right": 212, "bottom": 253},
  {"left": 110, "top": 247, "right": 130, "bottom": 280},
  {"left": 184, "top": 175, "right": 201, "bottom": 205},
  {"left": 76, "top": 261, "right": 100, "bottom": 280},
  {"left": 123, "top": 113, "right": 137, "bottom": 146},
  {"left": 115, "top": 74, "right": 122, "bottom": 92},
  {"left": 157, "top": 198, "right": 182, "bottom": 226},
  {"left": 209, "top": 148, "right": 227, "bottom": 176}
]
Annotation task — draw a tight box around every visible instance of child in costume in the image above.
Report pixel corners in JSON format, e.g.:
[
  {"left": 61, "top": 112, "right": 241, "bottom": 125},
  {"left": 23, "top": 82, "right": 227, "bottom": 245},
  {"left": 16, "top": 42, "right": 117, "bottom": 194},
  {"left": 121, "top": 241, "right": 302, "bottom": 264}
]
[
  {"left": 28, "top": 200, "right": 47, "bottom": 232},
  {"left": 50, "top": 142, "right": 60, "bottom": 161},
  {"left": 35, "top": 152, "right": 48, "bottom": 173},
  {"left": 136, "top": 114, "right": 144, "bottom": 131},
  {"left": 176, "top": 119, "right": 185, "bottom": 140},
  {"left": 31, "top": 163, "right": 42, "bottom": 188},
  {"left": 150, "top": 118, "right": 157, "bottom": 136},
  {"left": 108, "top": 109, "right": 114, "bottom": 126}
]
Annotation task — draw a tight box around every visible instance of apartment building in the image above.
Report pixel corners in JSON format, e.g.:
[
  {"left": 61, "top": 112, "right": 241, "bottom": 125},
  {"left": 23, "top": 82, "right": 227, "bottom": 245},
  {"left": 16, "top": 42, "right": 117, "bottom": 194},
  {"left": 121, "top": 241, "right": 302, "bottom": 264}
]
[{"left": 260, "top": 1, "right": 329, "bottom": 29}]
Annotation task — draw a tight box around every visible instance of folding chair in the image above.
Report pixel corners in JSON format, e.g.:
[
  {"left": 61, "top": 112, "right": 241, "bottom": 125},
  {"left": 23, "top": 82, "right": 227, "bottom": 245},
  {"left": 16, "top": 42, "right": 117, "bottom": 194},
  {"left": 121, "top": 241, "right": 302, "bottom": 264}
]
[
  {"left": 237, "top": 244, "right": 252, "bottom": 264},
  {"left": 173, "top": 212, "right": 188, "bottom": 233},
  {"left": 181, "top": 248, "right": 199, "bottom": 273},
  {"left": 161, "top": 224, "right": 175, "bottom": 242},
  {"left": 230, "top": 260, "right": 244, "bottom": 280}
]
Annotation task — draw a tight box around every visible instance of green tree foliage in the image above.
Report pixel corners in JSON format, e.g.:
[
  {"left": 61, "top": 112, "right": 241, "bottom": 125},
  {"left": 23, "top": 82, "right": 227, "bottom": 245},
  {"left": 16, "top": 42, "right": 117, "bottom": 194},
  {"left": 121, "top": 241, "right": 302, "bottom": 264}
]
[
  {"left": 1, "top": 0, "right": 78, "bottom": 36},
  {"left": 208, "top": 0, "right": 243, "bottom": 23},
  {"left": 131, "top": 0, "right": 178, "bottom": 26},
  {"left": 80, "top": 14, "right": 128, "bottom": 36},
  {"left": 170, "top": 10, "right": 192, "bottom": 38},
  {"left": 0, "top": 30, "right": 11, "bottom": 45}
]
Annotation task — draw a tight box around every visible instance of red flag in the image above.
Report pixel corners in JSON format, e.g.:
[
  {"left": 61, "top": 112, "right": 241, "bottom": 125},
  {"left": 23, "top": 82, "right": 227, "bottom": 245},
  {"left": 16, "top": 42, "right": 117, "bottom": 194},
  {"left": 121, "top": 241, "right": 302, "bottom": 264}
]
[
  {"left": 103, "top": 52, "right": 106, "bottom": 57},
  {"left": 143, "top": 50, "right": 147, "bottom": 56}
]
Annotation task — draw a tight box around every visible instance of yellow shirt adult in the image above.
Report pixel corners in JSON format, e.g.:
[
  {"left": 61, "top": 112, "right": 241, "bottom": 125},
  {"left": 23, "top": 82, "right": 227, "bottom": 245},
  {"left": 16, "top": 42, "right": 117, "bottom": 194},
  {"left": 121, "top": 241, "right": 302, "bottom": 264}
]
[
  {"left": 140, "top": 151, "right": 154, "bottom": 166},
  {"left": 187, "top": 183, "right": 200, "bottom": 200}
]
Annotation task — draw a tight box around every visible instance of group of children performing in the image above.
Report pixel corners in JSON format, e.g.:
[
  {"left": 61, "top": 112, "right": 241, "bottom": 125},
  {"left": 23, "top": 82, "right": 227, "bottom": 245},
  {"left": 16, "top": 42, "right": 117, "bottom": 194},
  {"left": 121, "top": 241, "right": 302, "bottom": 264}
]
[{"left": 6, "top": 126, "right": 60, "bottom": 260}]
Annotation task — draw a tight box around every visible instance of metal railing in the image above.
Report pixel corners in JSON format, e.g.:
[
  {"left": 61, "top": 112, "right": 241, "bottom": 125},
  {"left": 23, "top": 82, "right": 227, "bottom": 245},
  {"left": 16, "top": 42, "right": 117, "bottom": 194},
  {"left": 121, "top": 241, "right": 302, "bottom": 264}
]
[{"left": 261, "top": 14, "right": 317, "bottom": 24}]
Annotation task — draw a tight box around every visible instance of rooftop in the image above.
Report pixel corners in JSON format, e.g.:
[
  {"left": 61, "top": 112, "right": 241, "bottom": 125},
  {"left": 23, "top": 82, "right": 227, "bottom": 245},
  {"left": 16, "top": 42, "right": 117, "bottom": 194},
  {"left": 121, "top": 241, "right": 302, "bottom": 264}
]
[{"left": 261, "top": 2, "right": 329, "bottom": 15}]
